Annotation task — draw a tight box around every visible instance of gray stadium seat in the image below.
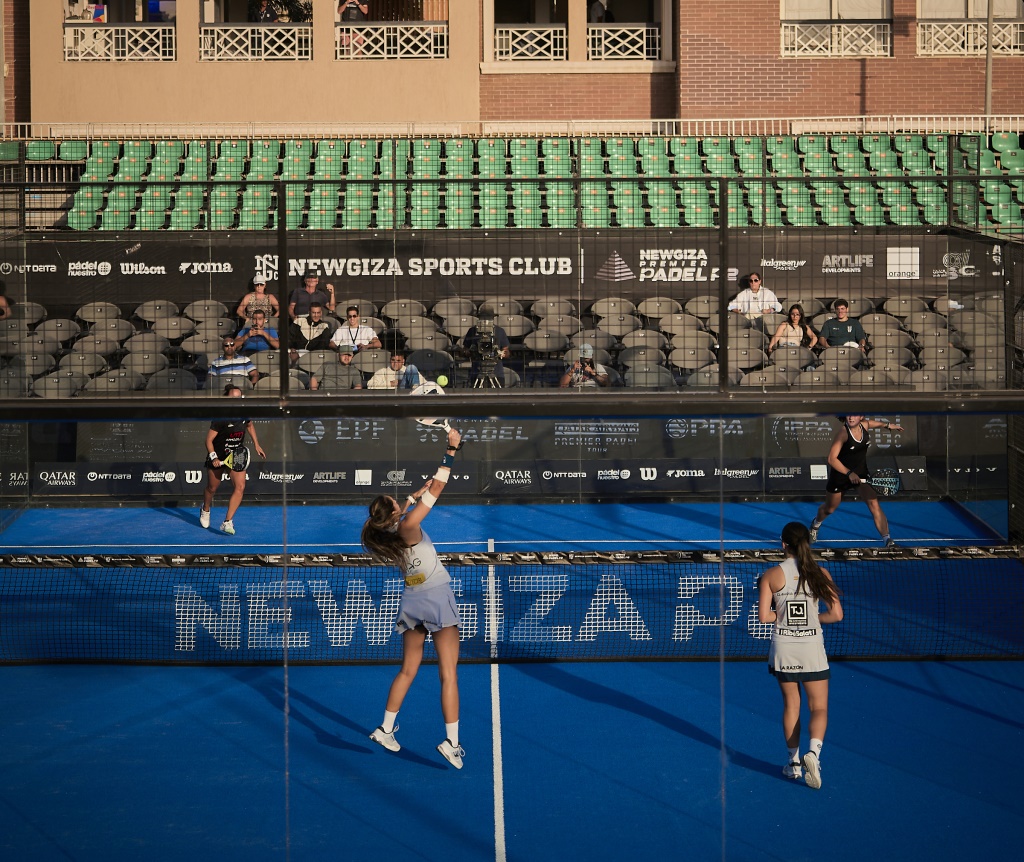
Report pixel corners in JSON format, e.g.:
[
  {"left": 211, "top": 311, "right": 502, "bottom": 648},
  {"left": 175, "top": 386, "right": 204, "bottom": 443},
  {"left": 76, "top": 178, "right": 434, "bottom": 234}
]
[{"left": 624, "top": 365, "right": 677, "bottom": 389}]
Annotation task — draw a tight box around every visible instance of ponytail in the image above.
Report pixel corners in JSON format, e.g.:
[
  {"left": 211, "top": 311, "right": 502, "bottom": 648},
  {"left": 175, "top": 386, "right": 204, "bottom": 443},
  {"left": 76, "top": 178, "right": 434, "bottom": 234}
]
[
  {"left": 780, "top": 521, "right": 839, "bottom": 606},
  {"left": 360, "top": 496, "right": 408, "bottom": 567}
]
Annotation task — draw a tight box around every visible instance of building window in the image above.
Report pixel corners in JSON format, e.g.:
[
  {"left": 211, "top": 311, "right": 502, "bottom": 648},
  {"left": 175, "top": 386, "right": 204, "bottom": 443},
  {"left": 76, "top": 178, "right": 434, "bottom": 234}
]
[
  {"left": 781, "top": 1, "right": 892, "bottom": 57},
  {"left": 64, "top": 1, "right": 178, "bottom": 61},
  {"left": 336, "top": 0, "right": 450, "bottom": 60},
  {"left": 918, "top": 1, "right": 1024, "bottom": 56}
]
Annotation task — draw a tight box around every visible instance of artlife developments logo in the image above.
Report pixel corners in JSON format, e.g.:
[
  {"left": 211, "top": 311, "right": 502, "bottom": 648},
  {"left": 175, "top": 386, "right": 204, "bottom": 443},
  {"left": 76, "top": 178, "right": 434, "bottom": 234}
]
[{"left": 822, "top": 252, "right": 874, "bottom": 274}]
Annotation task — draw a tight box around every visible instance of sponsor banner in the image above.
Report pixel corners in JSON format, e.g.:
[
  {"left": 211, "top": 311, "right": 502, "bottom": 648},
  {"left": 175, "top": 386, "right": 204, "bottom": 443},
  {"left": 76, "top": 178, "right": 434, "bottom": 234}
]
[
  {"left": 14, "top": 232, "right": 1005, "bottom": 313},
  {"left": 945, "top": 455, "right": 1006, "bottom": 492}
]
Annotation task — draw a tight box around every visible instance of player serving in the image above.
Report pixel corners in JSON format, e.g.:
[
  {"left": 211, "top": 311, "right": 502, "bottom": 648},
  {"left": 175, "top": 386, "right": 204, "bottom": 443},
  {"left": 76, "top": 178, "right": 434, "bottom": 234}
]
[
  {"left": 199, "top": 384, "right": 266, "bottom": 536},
  {"left": 362, "top": 426, "right": 465, "bottom": 769},
  {"left": 809, "top": 414, "right": 904, "bottom": 547}
]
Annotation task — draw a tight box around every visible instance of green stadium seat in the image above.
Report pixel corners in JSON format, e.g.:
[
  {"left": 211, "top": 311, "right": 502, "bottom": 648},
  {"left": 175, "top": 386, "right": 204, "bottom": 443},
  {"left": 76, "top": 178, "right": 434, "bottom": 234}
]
[
  {"left": 241, "top": 183, "right": 273, "bottom": 209},
  {"left": 769, "top": 151, "right": 802, "bottom": 177},
  {"left": 922, "top": 202, "right": 947, "bottom": 225},
  {"left": 914, "top": 184, "right": 946, "bottom": 206},
  {"left": 881, "top": 185, "right": 914, "bottom": 207},
  {"left": 683, "top": 204, "right": 716, "bottom": 227},
  {"left": 213, "top": 141, "right": 247, "bottom": 181},
  {"left": 168, "top": 206, "right": 202, "bottom": 231},
  {"left": 180, "top": 141, "right": 210, "bottom": 182},
  {"left": 981, "top": 181, "right": 1014, "bottom": 204},
  {"left": 80, "top": 150, "right": 116, "bottom": 182},
  {"left": 411, "top": 139, "right": 442, "bottom": 177},
  {"left": 442, "top": 183, "right": 473, "bottom": 229},
  {"left": 889, "top": 203, "right": 922, "bottom": 226},
  {"left": 443, "top": 139, "right": 474, "bottom": 179},
  {"left": 283, "top": 183, "right": 307, "bottom": 229},
  {"left": 785, "top": 203, "right": 817, "bottom": 227},
  {"left": 992, "top": 201, "right": 1023, "bottom": 225},
  {"left": 638, "top": 138, "right": 670, "bottom": 178},
  {"left": 869, "top": 150, "right": 900, "bottom": 175},
  {"left": 511, "top": 182, "right": 542, "bottom": 228},
  {"left": 58, "top": 140, "right": 89, "bottom": 161},
  {"left": 26, "top": 140, "right": 56, "bottom": 160},
  {"left": 861, "top": 134, "right": 892, "bottom": 154},
  {"left": 607, "top": 138, "right": 638, "bottom": 176},
  {"left": 990, "top": 132, "right": 1019, "bottom": 152},
  {"left": 830, "top": 134, "right": 860, "bottom": 154},
  {"left": 813, "top": 184, "right": 845, "bottom": 204},
  {"left": 134, "top": 204, "right": 167, "bottom": 230},
  {"left": 66, "top": 207, "right": 98, "bottom": 230},
  {"left": 545, "top": 183, "right": 576, "bottom": 228},
  {"left": 672, "top": 152, "right": 706, "bottom": 177},
  {"left": 247, "top": 141, "right": 280, "bottom": 181},
  {"left": 284, "top": 139, "right": 313, "bottom": 160},
  {"left": 701, "top": 137, "right": 730, "bottom": 156},
  {"left": 615, "top": 201, "right": 646, "bottom": 228},
  {"left": 1000, "top": 149, "right": 1024, "bottom": 172},
  {"left": 733, "top": 137, "right": 764, "bottom": 157},
  {"left": 478, "top": 185, "right": 509, "bottom": 228},
  {"left": 678, "top": 181, "right": 712, "bottom": 208},
  {"left": 736, "top": 152, "right": 765, "bottom": 176},
  {"left": 847, "top": 182, "right": 879, "bottom": 206},
  {"left": 893, "top": 134, "right": 924, "bottom": 153},
  {"left": 925, "top": 134, "right": 950, "bottom": 153},
  {"left": 582, "top": 203, "right": 612, "bottom": 228},
  {"left": 577, "top": 138, "right": 605, "bottom": 177},
  {"left": 0, "top": 141, "right": 19, "bottom": 161},
  {"left": 836, "top": 151, "right": 868, "bottom": 175},
  {"left": 821, "top": 203, "right": 853, "bottom": 226},
  {"left": 100, "top": 203, "right": 133, "bottom": 230},
  {"left": 669, "top": 137, "right": 699, "bottom": 157},
  {"left": 853, "top": 203, "right": 886, "bottom": 226},
  {"left": 340, "top": 188, "right": 373, "bottom": 229},
  {"left": 705, "top": 153, "right": 736, "bottom": 177},
  {"left": 954, "top": 201, "right": 980, "bottom": 228},
  {"left": 804, "top": 152, "right": 837, "bottom": 177},
  {"left": 751, "top": 202, "right": 784, "bottom": 226},
  {"left": 346, "top": 140, "right": 376, "bottom": 179},
  {"left": 766, "top": 136, "right": 797, "bottom": 155},
  {"left": 541, "top": 138, "right": 569, "bottom": 158},
  {"left": 797, "top": 135, "right": 828, "bottom": 154},
  {"left": 312, "top": 140, "right": 345, "bottom": 179},
  {"left": 307, "top": 205, "right": 338, "bottom": 230},
  {"left": 510, "top": 139, "right": 540, "bottom": 177},
  {"left": 900, "top": 149, "right": 935, "bottom": 175},
  {"left": 726, "top": 202, "right": 751, "bottom": 227},
  {"left": 236, "top": 206, "right": 268, "bottom": 230}
]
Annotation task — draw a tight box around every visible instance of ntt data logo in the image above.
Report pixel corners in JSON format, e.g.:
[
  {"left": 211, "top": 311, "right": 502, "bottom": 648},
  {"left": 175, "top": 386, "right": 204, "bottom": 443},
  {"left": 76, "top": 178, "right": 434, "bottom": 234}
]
[
  {"left": 0, "top": 262, "right": 57, "bottom": 274},
  {"left": 87, "top": 471, "right": 131, "bottom": 481}
]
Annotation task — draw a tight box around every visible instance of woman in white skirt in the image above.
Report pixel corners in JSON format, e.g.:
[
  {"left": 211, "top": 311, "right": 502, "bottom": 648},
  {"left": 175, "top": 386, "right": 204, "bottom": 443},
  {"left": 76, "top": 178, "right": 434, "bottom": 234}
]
[
  {"left": 758, "top": 521, "right": 844, "bottom": 789},
  {"left": 361, "top": 427, "right": 466, "bottom": 769}
]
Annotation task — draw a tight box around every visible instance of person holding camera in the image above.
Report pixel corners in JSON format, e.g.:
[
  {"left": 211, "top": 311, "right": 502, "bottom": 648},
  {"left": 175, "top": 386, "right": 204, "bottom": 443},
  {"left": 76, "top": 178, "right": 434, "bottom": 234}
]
[
  {"left": 462, "top": 311, "right": 511, "bottom": 386},
  {"left": 560, "top": 343, "right": 610, "bottom": 388},
  {"left": 338, "top": 0, "right": 368, "bottom": 53},
  {"left": 235, "top": 309, "right": 280, "bottom": 354}
]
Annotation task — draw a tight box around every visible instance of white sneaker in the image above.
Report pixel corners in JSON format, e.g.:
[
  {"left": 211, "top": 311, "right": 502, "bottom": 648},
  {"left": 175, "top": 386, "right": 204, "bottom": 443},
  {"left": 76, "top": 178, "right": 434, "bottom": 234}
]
[
  {"left": 200, "top": 508, "right": 210, "bottom": 529},
  {"left": 802, "top": 751, "right": 822, "bottom": 790},
  {"left": 808, "top": 524, "right": 819, "bottom": 544},
  {"left": 437, "top": 738, "right": 464, "bottom": 770},
  {"left": 369, "top": 725, "right": 400, "bottom": 752},
  {"left": 220, "top": 520, "right": 235, "bottom": 535},
  {"left": 782, "top": 761, "right": 803, "bottom": 780}
]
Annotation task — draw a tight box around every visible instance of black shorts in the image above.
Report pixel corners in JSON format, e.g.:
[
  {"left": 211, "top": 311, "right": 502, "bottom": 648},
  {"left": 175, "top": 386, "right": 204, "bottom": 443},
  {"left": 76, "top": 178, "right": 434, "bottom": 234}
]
[
  {"left": 826, "top": 471, "right": 875, "bottom": 496},
  {"left": 769, "top": 666, "right": 831, "bottom": 683}
]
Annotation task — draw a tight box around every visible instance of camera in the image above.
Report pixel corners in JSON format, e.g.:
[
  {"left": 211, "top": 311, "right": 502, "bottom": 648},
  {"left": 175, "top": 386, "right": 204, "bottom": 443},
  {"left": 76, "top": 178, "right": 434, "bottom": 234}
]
[{"left": 471, "top": 316, "right": 502, "bottom": 374}]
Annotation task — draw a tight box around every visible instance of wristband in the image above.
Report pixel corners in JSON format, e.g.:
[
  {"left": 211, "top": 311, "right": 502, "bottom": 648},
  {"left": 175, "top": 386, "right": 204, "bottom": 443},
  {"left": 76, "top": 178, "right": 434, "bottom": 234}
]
[
  {"left": 441, "top": 452, "right": 455, "bottom": 468},
  {"left": 406, "top": 495, "right": 417, "bottom": 508},
  {"left": 420, "top": 490, "right": 437, "bottom": 508},
  {"left": 208, "top": 451, "right": 218, "bottom": 462},
  {"left": 433, "top": 466, "right": 450, "bottom": 484}
]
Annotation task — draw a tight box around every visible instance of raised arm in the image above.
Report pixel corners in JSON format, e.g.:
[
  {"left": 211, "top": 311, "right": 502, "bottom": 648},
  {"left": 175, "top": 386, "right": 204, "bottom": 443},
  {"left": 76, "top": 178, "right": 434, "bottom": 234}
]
[{"left": 399, "top": 428, "right": 462, "bottom": 541}]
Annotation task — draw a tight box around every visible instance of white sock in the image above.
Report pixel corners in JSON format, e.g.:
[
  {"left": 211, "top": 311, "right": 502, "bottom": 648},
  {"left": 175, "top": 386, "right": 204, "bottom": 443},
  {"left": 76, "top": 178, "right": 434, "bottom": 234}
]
[
  {"left": 382, "top": 710, "right": 398, "bottom": 734},
  {"left": 787, "top": 745, "right": 799, "bottom": 763},
  {"left": 811, "top": 518, "right": 822, "bottom": 529},
  {"left": 809, "top": 737, "right": 823, "bottom": 758},
  {"left": 445, "top": 721, "right": 459, "bottom": 746}
]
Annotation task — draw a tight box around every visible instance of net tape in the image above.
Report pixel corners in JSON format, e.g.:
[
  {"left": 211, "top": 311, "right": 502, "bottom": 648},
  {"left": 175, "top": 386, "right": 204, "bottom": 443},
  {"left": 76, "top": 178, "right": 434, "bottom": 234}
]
[{"left": 2, "top": 546, "right": 1022, "bottom": 664}]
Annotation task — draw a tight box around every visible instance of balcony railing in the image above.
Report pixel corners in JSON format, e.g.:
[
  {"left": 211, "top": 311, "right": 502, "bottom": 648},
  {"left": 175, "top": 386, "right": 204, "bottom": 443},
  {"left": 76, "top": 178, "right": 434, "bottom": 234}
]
[
  {"left": 918, "top": 20, "right": 1024, "bottom": 56},
  {"left": 781, "top": 20, "right": 891, "bottom": 57},
  {"left": 587, "top": 24, "right": 661, "bottom": 60},
  {"left": 63, "top": 23, "right": 177, "bottom": 62},
  {"left": 335, "top": 22, "right": 449, "bottom": 60},
  {"left": 494, "top": 26, "right": 568, "bottom": 61},
  {"left": 200, "top": 24, "right": 312, "bottom": 61}
]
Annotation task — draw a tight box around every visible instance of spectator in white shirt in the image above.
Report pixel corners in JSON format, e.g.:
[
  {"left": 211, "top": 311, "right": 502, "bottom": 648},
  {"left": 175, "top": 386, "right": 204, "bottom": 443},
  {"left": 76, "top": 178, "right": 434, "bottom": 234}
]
[
  {"left": 728, "top": 272, "right": 782, "bottom": 319},
  {"left": 331, "top": 305, "right": 381, "bottom": 353}
]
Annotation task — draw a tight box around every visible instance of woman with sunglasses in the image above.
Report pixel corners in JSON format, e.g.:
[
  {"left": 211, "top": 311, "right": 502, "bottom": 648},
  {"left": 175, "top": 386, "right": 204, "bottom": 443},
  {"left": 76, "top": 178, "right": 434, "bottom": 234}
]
[
  {"left": 768, "top": 303, "right": 818, "bottom": 353},
  {"left": 330, "top": 305, "right": 381, "bottom": 353},
  {"left": 727, "top": 271, "right": 782, "bottom": 319}
]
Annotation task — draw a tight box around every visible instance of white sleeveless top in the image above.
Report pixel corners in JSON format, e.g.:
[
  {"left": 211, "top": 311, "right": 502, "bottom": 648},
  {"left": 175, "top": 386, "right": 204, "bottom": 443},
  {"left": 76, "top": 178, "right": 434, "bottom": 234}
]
[
  {"left": 768, "top": 556, "right": 829, "bottom": 674},
  {"left": 400, "top": 528, "right": 451, "bottom": 590}
]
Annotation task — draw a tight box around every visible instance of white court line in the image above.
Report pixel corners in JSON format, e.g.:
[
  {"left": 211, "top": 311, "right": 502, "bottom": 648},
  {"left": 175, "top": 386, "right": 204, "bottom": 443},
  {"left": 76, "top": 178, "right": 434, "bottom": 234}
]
[{"left": 487, "top": 537, "right": 507, "bottom": 862}]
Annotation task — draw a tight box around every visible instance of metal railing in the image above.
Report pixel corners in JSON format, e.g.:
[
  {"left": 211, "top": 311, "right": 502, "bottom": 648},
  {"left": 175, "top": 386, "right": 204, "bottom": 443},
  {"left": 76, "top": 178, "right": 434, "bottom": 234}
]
[
  {"left": 918, "top": 19, "right": 1024, "bottom": 56},
  {"left": 335, "top": 22, "right": 449, "bottom": 60},
  {"left": 63, "top": 23, "right": 177, "bottom": 62},
  {"left": 199, "top": 24, "right": 313, "bottom": 61},
  {"left": 494, "top": 26, "right": 568, "bottom": 61},
  {"left": 587, "top": 24, "right": 661, "bottom": 61},
  {"left": 781, "top": 20, "right": 891, "bottom": 58}
]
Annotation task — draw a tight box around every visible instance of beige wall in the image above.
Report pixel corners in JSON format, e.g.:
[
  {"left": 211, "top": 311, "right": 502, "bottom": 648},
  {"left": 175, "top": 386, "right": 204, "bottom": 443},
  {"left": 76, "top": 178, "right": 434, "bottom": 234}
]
[{"left": 31, "top": 4, "right": 480, "bottom": 127}]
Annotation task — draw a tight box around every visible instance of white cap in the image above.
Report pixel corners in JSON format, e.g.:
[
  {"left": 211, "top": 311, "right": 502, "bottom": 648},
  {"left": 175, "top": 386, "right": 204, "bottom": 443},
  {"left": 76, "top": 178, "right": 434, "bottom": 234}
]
[
  {"left": 253, "top": 274, "right": 266, "bottom": 285},
  {"left": 579, "top": 343, "right": 595, "bottom": 358}
]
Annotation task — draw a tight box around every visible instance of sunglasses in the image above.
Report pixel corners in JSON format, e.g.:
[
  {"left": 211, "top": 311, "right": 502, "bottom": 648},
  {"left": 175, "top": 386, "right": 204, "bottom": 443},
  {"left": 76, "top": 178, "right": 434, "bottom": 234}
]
[
  {"left": 347, "top": 314, "right": 359, "bottom": 319},
  {"left": 750, "top": 277, "right": 761, "bottom": 283}
]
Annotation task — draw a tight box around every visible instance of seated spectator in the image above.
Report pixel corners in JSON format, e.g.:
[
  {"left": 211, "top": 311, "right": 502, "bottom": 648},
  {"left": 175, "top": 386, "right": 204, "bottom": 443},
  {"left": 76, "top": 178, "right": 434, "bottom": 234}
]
[
  {"left": 206, "top": 337, "right": 259, "bottom": 388},
  {"left": 289, "top": 302, "right": 334, "bottom": 355},
  {"left": 249, "top": 1, "right": 278, "bottom": 22},
  {"left": 310, "top": 345, "right": 364, "bottom": 391},
  {"left": 366, "top": 351, "right": 423, "bottom": 390},
  {"left": 0, "top": 280, "right": 10, "bottom": 320},
  {"left": 331, "top": 305, "right": 381, "bottom": 353},
  {"left": 560, "top": 343, "right": 610, "bottom": 388},
  {"left": 288, "top": 271, "right": 336, "bottom": 320},
  {"left": 768, "top": 304, "right": 818, "bottom": 353},
  {"left": 728, "top": 272, "right": 782, "bottom": 319},
  {"left": 235, "top": 274, "right": 279, "bottom": 326},
  {"left": 817, "top": 299, "right": 867, "bottom": 352},
  {"left": 235, "top": 310, "right": 279, "bottom": 354}
]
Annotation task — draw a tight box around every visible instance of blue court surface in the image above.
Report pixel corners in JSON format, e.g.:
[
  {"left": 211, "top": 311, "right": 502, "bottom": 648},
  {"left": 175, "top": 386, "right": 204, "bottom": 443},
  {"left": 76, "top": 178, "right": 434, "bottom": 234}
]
[
  {"left": 2, "top": 659, "right": 1023, "bottom": 861},
  {"left": 0, "top": 499, "right": 1017, "bottom": 861},
  {"left": 0, "top": 499, "right": 1007, "bottom": 553}
]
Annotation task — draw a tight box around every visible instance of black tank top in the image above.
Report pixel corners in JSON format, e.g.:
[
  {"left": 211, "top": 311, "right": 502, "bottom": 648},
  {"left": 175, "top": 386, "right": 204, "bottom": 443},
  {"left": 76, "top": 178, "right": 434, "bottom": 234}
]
[{"left": 836, "top": 422, "right": 870, "bottom": 475}]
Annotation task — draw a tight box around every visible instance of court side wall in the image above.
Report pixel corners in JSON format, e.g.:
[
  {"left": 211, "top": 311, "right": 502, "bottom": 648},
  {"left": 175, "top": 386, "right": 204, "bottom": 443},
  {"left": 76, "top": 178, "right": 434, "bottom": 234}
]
[{"left": 29, "top": 4, "right": 481, "bottom": 126}]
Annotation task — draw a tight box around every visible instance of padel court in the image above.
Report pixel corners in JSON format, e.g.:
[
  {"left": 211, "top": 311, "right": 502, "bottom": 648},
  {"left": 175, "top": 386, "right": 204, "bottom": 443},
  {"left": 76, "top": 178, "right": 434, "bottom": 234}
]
[{"left": 2, "top": 500, "right": 1022, "bottom": 861}]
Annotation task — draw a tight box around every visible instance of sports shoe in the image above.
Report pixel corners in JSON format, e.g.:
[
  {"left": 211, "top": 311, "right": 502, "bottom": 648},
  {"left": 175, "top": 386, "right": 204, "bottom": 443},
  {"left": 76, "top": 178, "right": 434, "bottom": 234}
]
[
  {"left": 200, "top": 507, "right": 210, "bottom": 529},
  {"left": 782, "top": 761, "right": 803, "bottom": 780},
  {"left": 802, "top": 751, "right": 822, "bottom": 790},
  {"left": 220, "top": 520, "right": 235, "bottom": 535},
  {"left": 885, "top": 538, "right": 897, "bottom": 548},
  {"left": 369, "top": 725, "right": 400, "bottom": 752},
  {"left": 437, "top": 738, "right": 464, "bottom": 770},
  {"left": 808, "top": 524, "right": 819, "bottom": 544}
]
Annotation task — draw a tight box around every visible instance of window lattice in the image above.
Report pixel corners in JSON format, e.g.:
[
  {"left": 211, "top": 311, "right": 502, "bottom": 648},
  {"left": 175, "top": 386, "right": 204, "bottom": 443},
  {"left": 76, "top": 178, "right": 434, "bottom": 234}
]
[
  {"left": 494, "top": 26, "right": 568, "bottom": 61},
  {"left": 63, "top": 25, "right": 177, "bottom": 61},
  {"left": 199, "top": 25, "right": 313, "bottom": 61},
  {"left": 587, "top": 25, "right": 661, "bottom": 61},
  {"left": 781, "top": 22, "right": 891, "bottom": 57}
]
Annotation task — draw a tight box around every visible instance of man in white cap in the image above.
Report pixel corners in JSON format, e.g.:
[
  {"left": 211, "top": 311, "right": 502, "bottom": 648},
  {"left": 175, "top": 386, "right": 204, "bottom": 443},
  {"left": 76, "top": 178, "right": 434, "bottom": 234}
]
[{"left": 560, "top": 343, "right": 610, "bottom": 388}]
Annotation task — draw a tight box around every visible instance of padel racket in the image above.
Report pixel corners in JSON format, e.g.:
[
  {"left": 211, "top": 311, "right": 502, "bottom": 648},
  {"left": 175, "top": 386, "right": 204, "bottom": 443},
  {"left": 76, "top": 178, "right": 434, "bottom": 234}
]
[
  {"left": 221, "top": 446, "right": 250, "bottom": 472},
  {"left": 410, "top": 381, "right": 452, "bottom": 433},
  {"left": 866, "top": 468, "right": 900, "bottom": 497}
]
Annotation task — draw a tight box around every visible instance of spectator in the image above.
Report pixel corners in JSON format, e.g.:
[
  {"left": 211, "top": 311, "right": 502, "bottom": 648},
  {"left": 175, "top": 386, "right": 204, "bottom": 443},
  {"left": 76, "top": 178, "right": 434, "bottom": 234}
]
[
  {"left": 817, "top": 299, "right": 867, "bottom": 352},
  {"left": 338, "top": 0, "right": 369, "bottom": 52},
  {"left": 768, "top": 304, "right": 818, "bottom": 354},
  {"left": 288, "top": 271, "right": 336, "bottom": 320},
  {"left": 331, "top": 305, "right": 381, "bottom": 353},
  {"left": 206, "top": 336, "right": 259, "bottom": 388},
  {"left": 560, "top": 343, "right": 610, "bottom": 388},
  {"left": 728, "top": 272, "right": 782, "bottom": 319},
  {"left": 310, "top": 344, "right": 364, "bottom": 391},
  {"left": 589, "top": 0, "right": 606, "bottom": 23},
  {"left": 235, "top": 274, "right": 279, "bottom": 326},
  {"left": 249, "top": 1, "right": 278, "bottom": 23},
  {"left": 462, "top": 311, "right": 510, "bottom": 387},
  {"left": 289, "top": 301, "right": 334, "bottom": 354},
  {"left": 235, "top": 309, "right": 280, "bottom": 354},
  {"left": 367, "top": 351, "right": 423, "bottom": 390},
  {"left": 0, "top": 281, "right": 9, "bottom": 320}
]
